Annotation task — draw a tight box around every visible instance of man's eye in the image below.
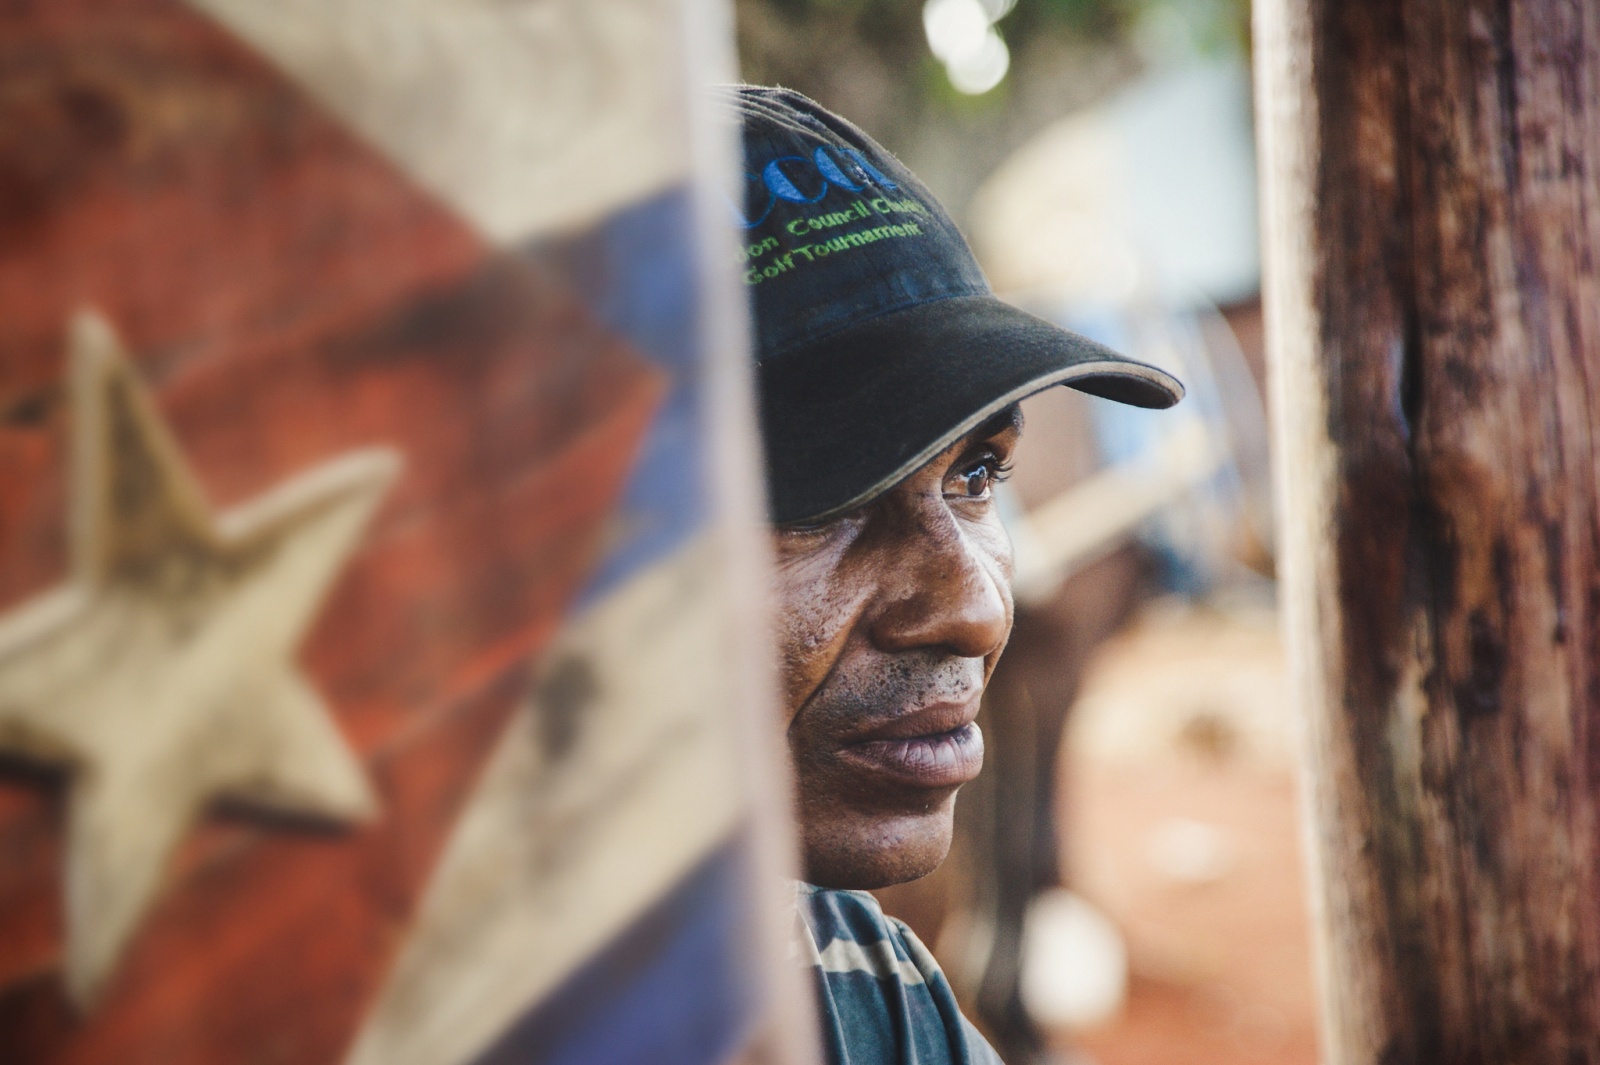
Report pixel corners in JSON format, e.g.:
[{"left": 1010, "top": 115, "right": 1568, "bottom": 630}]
[
  {"left": 961, "top": 466, "right": 992, "bottom": 497},
  {"left": 949, "top": 457, "right": 1011, "bottom": 499}
]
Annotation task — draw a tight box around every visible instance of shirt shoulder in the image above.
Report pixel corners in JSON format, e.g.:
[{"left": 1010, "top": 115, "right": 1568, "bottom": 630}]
[{"left": 794, "top": 883, "right": 1004, "bottom": 1065}]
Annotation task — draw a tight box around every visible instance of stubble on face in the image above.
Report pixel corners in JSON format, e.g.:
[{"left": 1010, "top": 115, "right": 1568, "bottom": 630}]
[{"left": 787, "top": 650, "right": 988, "bottom": 886}]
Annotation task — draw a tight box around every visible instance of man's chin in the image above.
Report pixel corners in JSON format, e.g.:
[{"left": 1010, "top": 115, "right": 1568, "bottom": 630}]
[{"left": 799, "top": 803, "right": 956, "bottom": 890}]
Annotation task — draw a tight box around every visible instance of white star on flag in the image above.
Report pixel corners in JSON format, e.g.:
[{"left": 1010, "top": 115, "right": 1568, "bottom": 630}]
[{"left": 0, "top": 311, "right": 400, "bottom": 1006}]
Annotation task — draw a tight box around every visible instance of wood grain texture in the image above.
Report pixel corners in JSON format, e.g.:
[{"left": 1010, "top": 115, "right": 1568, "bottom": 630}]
[
  {"left": 1255, "top": 0, "right": 1600, "bottom": 1061},
  {"left": 0, "top": 1, "right": 668, "bottom": 1059}
]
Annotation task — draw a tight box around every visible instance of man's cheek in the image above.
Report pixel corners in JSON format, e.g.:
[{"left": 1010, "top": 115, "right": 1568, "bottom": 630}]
[
  {"left": 776, "top": 615, "right": 844, "bottom": 726},
  {"left": 773, "top": 592, "right": 866, "bottom": 727},
  {"left": 771, "top": 565, "right": 828, "bottom": 724},
  {"left": 958, "top": 503, "right": 1012, "bottom": 573},
  {"left": 779, "top": 647, "right": 818, "bottom": 726}
]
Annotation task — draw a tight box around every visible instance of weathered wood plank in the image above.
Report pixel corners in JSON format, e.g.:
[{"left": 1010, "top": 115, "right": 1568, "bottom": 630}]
[{"left": 1256, "top": 0, "right": 1600, "bottom": 1060}]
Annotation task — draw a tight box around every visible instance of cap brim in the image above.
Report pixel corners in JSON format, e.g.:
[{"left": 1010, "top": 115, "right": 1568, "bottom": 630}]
[{"left": 758, "top": 294, "right": 1184, "bottom": 524}]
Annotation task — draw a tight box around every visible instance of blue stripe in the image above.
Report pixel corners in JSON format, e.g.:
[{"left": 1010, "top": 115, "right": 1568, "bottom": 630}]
[
  {"left": 525, "top": 186, "right": 712, "bottom": 605},
  {"left": 470, "top": 835, "right": 760, "bottom": 1065}
]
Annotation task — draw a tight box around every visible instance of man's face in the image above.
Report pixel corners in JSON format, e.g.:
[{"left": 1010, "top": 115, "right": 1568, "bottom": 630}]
[{"left": 772, "top": 408, "right": 1020, "bottom": 889}]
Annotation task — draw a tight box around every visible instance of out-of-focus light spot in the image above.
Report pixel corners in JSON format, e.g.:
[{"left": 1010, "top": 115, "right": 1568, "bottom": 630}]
[
  {"left": 922, "top": 0, "right": 990, "bottom": 64},
  {"left": 923, "top": 0, "right": 1011, "bottom": 95},
  {"left": 1020, "top": 889, "right": 1128, "bottom": 1030},
  {"left": 945, "top": 28, "right": 1009, "bottom": 94}
]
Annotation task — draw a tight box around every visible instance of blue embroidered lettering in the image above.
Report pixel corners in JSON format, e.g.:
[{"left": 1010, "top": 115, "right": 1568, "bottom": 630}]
[
  {"left": 812, "top": 145, "right": 867, "bottom": 191},
  {"left": 727, "top": 170, "right": 779, "bottom": 229},
  {"left": 837, "top": 148, "right": 897, "bottom": 189},
  {"left": 763, "top": 156, "right": 828, "bottom": 203}
]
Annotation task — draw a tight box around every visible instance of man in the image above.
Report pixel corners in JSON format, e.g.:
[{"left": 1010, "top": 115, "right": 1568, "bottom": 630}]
[{"left": 730, "top": 87, "right": 1183, "bottom": 1064}]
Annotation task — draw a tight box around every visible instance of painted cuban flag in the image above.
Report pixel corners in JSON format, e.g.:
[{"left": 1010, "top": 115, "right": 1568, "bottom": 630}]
[{"left": 0, "top": 3, "right": 811, "bottom": 1063}]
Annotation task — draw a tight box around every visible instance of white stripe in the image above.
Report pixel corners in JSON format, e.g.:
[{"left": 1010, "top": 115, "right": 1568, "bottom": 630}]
[
  {"left": 183, "top": 0, "right": 691, "bottom": 244},
  {"left": 344, "top": 536, "right": 746, "bottom": 1065},
  {"left": 812, "top": 934, "right": 927, "bottom": 987}
]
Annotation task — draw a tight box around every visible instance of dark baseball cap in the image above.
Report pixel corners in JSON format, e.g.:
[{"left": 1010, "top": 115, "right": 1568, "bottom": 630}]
[{"left": 728, "top": 86, "right": 1183, "bottom": 525}]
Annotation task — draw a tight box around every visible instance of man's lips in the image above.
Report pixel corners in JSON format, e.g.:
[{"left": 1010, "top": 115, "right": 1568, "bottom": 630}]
[{"left": 836, "top": 701, "right": 985, "bottom": 790}]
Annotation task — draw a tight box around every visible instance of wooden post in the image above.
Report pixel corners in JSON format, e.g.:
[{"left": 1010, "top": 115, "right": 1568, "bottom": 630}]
[{"left": 1256, "top": 1, "right": 1600, "bottom": 1062}]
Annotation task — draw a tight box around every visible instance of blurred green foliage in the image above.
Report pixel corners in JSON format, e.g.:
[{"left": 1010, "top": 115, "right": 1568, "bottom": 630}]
[
  {"left": 737, "top": 0, "right": 1248, "bottom": 105},
  {"left": 734, "top": 0, "right": 1248, "bottom": 216}
]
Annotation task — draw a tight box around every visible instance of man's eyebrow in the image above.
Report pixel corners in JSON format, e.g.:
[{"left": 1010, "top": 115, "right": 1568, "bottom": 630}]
[{"left": 972, "top": 403, "right": 1024, "bottom": 441}]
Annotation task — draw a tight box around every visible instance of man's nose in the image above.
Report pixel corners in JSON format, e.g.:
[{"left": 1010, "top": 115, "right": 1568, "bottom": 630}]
[{"left": 865, "top": 498, "right": 1011, "bottom": 660}]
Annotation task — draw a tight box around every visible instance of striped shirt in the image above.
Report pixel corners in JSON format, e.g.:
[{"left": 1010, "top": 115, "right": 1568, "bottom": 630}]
[{"left": 794, "top": 883, "right": 1005, "bottom": 1065}]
